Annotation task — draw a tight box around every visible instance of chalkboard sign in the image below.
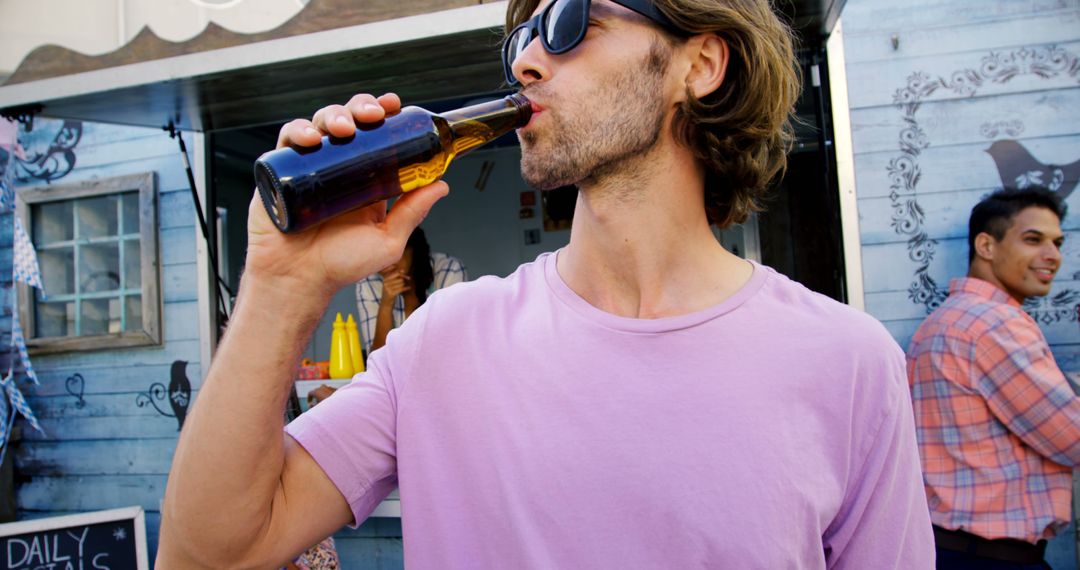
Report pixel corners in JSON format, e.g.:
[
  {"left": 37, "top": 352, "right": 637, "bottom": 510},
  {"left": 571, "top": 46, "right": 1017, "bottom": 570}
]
[{"left": 0, "top": 506, "right": 148, "bottom": 570}]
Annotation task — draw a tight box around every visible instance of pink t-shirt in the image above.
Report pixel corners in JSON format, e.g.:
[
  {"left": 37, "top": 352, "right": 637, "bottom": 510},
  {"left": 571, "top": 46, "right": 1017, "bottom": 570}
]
[{"left": 286, "top": 252, "right": 933, "bottom": 568}]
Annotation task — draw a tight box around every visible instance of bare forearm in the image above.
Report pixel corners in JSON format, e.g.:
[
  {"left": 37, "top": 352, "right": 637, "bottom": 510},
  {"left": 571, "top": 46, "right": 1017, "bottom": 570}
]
[
  {"left": 160, "top": 274, "right": 332, "bottom": 565},
  {"left": 372, "top": 304, "right": 394, "bottom": 351}
]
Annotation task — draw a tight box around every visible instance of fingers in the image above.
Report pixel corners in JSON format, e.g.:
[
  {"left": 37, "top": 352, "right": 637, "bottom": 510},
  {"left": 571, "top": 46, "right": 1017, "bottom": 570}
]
[
  {"left": 276, "top": 119, "right": 322, "bottom": 150},
  {"left": 375, "top": 93, "right": 402, "bottom": 116},
  {"left": 383, "top": 273, "right": 413, "bottom": 295},
  {"left": 383, "top": 182, "right": 450, "bottom": 253},
  {"left": 277, "top": 93, "right": 402, "bottom": 149},
  {"left": 311, "top": 104, "right": 357, "bottom": 138}
]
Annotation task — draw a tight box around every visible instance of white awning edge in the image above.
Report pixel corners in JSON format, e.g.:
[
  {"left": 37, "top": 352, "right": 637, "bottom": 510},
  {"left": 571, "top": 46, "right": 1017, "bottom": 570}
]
[{"left": 0, "top": 2, "right": 508, "bottom": 112}]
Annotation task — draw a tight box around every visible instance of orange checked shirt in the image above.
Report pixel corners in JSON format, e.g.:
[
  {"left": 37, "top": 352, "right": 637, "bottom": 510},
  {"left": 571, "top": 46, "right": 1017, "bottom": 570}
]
[{"left": 907, "top": 277, "right": 1080, "bottom": 543}]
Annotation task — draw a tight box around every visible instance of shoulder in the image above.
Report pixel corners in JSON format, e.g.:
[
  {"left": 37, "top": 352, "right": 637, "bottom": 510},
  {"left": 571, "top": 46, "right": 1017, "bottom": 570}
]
[
  {"left": 426, "top": 253, "right": 546, "bottom": 309},
  {"left": 913, "top": 291, "right": 1030, "bottom": 343},
  {"left": 750, "top": 266, "right": 909, "bottom": 422},
  {"left": 753, "top": 264, "right": 900, "bottom": 355},
  {"left": 430, "top": 252, "right": 465, "bottom": 272},
  {"left": 381, "top": 254, "right": 548, "bottom": 360},
  {"left": 430, "top": 251, "right": 468, "bottom": 286},
  {"left": 752, "top": 265, "right": 907, "bottom": 395},
  {"left": 430, "top": 251, "right": 457, "bottom": 268},
  {"left": 405, "top": 253, "right": 550, "bottom": 334}
]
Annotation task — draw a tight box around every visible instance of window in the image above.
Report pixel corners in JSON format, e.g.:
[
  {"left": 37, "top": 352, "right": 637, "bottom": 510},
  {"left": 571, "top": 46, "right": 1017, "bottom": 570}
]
[{"left": 17, "top": 172, "right": 160, "bottom": 353}]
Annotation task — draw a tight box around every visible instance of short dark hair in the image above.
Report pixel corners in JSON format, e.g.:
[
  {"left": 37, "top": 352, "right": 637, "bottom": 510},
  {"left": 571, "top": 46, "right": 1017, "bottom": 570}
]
[{"left": 968, "top": 186, "right": 1067, "bottom": 263}]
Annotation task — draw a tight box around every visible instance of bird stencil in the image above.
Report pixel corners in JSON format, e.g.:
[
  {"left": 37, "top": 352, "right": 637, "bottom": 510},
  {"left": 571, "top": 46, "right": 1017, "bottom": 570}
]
[
  {"left": 985, "top": 139, "right": 1080, "bottom": 200},
  {"left": 169, "top": 360, "right": 192, "bottom": 430},
  {"left": 135, "top": 359, "right": 192, "bottom": 430}
]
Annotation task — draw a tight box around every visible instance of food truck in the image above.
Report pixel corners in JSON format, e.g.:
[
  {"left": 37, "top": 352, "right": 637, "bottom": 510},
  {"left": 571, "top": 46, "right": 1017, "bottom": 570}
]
[{"left": 0, "top": 0, "right": 1075, "bottom": 566}]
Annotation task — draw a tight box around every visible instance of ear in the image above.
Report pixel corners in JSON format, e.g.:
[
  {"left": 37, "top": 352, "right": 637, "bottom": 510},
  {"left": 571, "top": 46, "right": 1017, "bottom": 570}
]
[
  {"left": 973, "top": 232, "right": 996, "bottom": 261},
  {"left": 685, "top": 34, "right": 729, "bottom": 99}
]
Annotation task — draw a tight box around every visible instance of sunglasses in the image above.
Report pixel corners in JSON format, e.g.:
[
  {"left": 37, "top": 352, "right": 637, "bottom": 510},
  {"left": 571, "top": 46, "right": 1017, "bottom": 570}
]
[{"left": 502, "top": 0, "right": 690, "bottom": 86}]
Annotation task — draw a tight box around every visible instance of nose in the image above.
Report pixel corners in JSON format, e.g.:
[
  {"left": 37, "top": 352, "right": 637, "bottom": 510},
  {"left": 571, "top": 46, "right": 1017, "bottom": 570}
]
[
  {"left": 511, "top": 33, "right": 549, "bottom": 86},
  {"left": 1045, "top": 242, "right": 1062, "bottom": 265}
]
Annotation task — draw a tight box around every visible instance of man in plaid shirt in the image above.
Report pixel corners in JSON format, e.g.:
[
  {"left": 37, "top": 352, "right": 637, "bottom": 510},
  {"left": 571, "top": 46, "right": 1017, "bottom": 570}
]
[{"left": 907, "top": 187, "right": 1079, "bottom": 568}]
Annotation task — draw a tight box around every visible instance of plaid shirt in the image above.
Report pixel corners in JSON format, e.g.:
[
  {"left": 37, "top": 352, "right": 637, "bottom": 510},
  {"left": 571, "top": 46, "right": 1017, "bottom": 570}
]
[
  {"left": 907, "top": 277, "right": 1080, "bottom": 543},
  {"left": 355, "top": 252, "right": 467, "bottom": 356}
]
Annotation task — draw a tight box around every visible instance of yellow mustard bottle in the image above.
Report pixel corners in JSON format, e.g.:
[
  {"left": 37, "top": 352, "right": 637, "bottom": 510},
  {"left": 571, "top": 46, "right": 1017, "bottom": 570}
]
[
  {"left": 328, "top": 312, "right": 354, "bottom": 379},
  {"left": 346, "top": 314, "right": 365, "bottom": 373}
]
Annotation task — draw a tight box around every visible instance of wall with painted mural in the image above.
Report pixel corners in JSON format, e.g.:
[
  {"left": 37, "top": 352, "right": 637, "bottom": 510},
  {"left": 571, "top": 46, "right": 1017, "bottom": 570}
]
[
  {"left": 840, "top": 0, "right": 1079, "bottom": 567},
  {"left": 0, "top": 116, "right": 201, "bottom": 561},
  {"left": 842, "top": 0, "right": 1079, "bottom": 368}
]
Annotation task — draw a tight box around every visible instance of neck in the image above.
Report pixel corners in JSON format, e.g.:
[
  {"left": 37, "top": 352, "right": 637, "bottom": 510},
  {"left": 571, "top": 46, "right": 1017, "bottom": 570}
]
[
  {"left": 556, "top": 139, "right": 752, "bottom": 319},
  {"left": 968, "top": 263, "right": 1024, "bottom": 304}
]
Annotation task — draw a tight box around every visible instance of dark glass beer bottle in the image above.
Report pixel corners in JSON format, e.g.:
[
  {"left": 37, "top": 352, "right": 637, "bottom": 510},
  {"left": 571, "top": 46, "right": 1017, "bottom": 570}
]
[{"left": 254, "top": 94, "right": 532, "bottom": 233}]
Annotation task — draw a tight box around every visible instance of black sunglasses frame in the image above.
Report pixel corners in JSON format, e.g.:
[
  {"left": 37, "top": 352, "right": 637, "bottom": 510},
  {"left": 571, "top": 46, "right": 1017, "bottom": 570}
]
[{"left": 501, "top": 0, "right": 689, "bottom": 86}]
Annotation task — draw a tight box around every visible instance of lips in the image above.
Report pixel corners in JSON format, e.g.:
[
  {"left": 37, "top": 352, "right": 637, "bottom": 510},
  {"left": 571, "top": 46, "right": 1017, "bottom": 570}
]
[
  {"left": 522, "top": 99, "right": 545, "bottom": 129},
  {"left": 1032, "top": 268, "right": 1056, "bottom": 282}
]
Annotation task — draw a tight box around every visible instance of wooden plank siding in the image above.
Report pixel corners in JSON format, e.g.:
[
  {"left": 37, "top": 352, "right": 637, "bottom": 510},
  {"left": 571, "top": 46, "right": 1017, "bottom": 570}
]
[
  {"left": 841, "top": 0, "right": 1080, "bottom": 351},
  {"left": 5, "top": 118, "right": 201, "bottom": 564},
  {"left": 840, "top": 1, "right": 1080, "bottom": 567},
  {"left": 4, "top": 117, "right": 406, "bottom": 567}
]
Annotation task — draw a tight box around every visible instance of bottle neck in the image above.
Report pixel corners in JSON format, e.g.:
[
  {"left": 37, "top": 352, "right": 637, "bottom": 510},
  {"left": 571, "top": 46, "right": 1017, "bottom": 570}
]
[{"left": 441, "top": 94, "right": 532, "bottom": 155}]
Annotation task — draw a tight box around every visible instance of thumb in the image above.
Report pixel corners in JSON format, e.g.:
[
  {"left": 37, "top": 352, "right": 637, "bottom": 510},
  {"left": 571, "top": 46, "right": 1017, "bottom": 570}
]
[{"left": 384, "top": 181, "right": 450, "bottom": 243}]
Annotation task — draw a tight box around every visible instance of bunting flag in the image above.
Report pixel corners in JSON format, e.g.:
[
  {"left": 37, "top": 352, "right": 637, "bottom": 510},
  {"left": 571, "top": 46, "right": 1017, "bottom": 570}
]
[
  {"left": 0, "top": 116, "right": 46, "bottom": 464},
  {"left": 11, "top": 311, "right": 38, "bottom": 386},
  {"left": 0, "top": 371, "right": 41, "bottom": 435},
  {"left": 13, "top": 217, "right": 43, "bottom": 291},
  {"left": 0, "top": 117, "right": 18, "bottom": 212},
  {"left": 0, "top": 383, "right": 9, "bottom": 452}
]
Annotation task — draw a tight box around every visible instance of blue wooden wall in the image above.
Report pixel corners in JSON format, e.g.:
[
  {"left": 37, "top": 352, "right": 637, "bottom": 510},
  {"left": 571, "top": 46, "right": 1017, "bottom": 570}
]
[
  {"left": 3, "top": 118, "right": 406, "bottom": 567},
  {"left": 840, "top": 0, "right": 1080, "bottom": 567},
  {"left": 842, "top": 0, "right": 1079, "bottom": 366},
  {"left": 4, "top": 118, "right": 202, "bottom": 564}
]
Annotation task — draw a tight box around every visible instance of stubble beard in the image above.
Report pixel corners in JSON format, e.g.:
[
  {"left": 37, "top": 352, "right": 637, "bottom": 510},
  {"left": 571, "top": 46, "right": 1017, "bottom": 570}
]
[{"left": 519, "top": 40, "right": 672, "bottom": 191}]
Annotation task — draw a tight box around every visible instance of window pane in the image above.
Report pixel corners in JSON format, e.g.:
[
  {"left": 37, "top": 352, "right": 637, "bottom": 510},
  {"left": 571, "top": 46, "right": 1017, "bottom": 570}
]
[
  {"left": 81, "top": 298, "right": 121, "bottom": 335},
  {"left": 77, "top": 195, "right": 119, "bottom": 239},
  {"left": 79, "top": 243, "right": 121, "bottom": 293},
  {"left": 35, "top": 301, "right": 74, "bottom": 338},
  {"left": 38, "top": 247, "right": 75, "bottom": 295},
  {"left": 125, "top": 295, "right": 143, "bottom": 332},
  {"left": 123, "top": 239, "right": 141, "bottom": 289},
  {"left": 109, "top": 298, "right": 122, "bottom": 333},
  {"left": 31, "top": 202, "right": 74, "bottom": 244},
  {"left": 121, "top": 192, "right": 139, "bottom": 235}
]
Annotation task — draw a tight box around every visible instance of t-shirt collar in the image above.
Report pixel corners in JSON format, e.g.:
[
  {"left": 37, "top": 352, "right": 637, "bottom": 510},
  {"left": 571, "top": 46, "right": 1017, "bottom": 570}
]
[{"left": 543, "top": 248, "right": 767, "bottom": 333}]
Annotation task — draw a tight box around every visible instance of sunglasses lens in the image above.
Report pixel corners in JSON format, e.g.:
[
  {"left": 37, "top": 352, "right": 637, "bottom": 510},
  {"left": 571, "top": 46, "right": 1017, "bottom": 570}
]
[
  {"left": 502, "top": 0, "right": 589, "bottom": 84},
  {"left": 543, "top": 0, "right": 587, "bottom": 51},
  {"left": 503, "top": 26, "right": 531, "bottom": 83},
  {"left": 509, "top": 27, "right": 531, "bottom": 64}
]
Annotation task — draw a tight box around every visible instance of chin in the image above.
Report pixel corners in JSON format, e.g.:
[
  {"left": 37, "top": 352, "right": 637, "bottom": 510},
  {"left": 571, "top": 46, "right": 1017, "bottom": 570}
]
[{"left": 1021, "top": 285, "right": 1053, "bottom": 300}]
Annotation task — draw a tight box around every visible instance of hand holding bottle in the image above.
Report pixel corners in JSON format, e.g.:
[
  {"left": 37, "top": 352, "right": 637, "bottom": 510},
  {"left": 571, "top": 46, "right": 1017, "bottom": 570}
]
[{"left": 244, "top": 93, "right": 450, "bottom": 301}]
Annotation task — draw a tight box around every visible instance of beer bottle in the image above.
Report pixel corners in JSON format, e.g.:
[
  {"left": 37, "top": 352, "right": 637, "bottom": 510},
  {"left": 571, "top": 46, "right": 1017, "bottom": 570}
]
[{"left": 254, "top": 93, "right": 532, "bottom": 233}]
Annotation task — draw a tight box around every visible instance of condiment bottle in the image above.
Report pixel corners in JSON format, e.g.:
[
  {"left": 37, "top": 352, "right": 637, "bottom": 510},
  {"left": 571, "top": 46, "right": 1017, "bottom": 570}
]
[
  {"left": 346, "top": 314, "right": 365, "bottom": 374},
  {"left": 328, "top": 313, "right": 354, "bottom": 379}
]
